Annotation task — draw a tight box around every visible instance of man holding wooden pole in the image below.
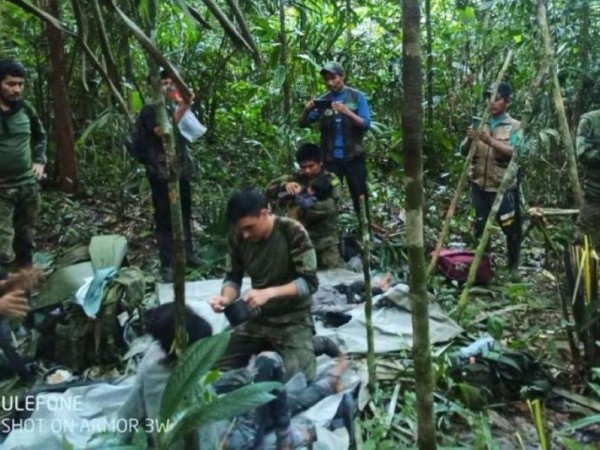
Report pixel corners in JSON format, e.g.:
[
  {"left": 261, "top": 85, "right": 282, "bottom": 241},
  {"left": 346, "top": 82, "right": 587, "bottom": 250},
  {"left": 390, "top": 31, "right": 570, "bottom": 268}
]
[{"left": 460, "top": 83, "right": 524, "bottom": 277}]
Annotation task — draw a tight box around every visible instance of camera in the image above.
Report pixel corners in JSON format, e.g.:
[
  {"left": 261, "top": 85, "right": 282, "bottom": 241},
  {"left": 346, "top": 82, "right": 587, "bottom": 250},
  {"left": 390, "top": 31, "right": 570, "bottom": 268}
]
[{"left": 314, "top": 99, "right": 332, "bottom": 110}]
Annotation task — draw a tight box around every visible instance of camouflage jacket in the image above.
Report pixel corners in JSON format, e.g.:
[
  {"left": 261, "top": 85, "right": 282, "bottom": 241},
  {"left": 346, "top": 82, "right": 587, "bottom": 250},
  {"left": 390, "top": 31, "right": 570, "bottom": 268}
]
[
  {"left": 223, "top": 216, "right": 318, "bottom": 325},
  {"left": 296, "top": 197, "right": 339, "bottom": 249},
  {"left": 576, "top": 110, "right": 600, "bottom": 201},
  {"left": 266, "top": 170, "right": 341, "bottom": 208}
]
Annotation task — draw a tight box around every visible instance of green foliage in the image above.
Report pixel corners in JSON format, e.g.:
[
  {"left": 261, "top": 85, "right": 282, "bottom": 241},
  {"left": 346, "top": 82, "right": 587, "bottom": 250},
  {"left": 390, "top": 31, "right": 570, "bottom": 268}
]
[{"left": 158, "top": 331, "right": 281, "bottom": 449}]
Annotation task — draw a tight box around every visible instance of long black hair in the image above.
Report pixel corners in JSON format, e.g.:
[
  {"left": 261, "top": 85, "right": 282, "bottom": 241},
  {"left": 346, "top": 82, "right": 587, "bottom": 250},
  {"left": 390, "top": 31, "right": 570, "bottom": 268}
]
[{"left": 143, "top": 303, "right": 212, "bottom": 364}]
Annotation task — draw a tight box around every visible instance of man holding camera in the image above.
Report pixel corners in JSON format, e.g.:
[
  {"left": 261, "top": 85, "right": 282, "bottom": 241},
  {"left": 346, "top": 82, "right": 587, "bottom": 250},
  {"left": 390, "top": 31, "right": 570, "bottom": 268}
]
[
  {"left": 299, "top": 62, "right": 371, "bottom": 225},
  {"left": 209, "top": 188, "right": 319, "bottom": 381},
  {"left": 460, "top": 82, "right": 523, "bottom": 276},
  {"left": 266, "top": 143, "right": 342, "bottom": 268},
  {"left": 574, "top": 109, "right": 600, "bottom": 249}
]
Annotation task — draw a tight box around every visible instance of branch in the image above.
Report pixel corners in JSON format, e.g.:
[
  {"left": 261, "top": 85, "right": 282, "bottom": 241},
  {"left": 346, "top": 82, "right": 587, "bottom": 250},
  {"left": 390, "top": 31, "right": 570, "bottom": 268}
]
[
  {"left": 107, "top": 0, "right": 193, "bottom": 103},
  {"left": 6, "top": 0, "right": 76, "bottom": 36},
  {"left": 224, "top": 0, "right": 261, "bottom": 63}
]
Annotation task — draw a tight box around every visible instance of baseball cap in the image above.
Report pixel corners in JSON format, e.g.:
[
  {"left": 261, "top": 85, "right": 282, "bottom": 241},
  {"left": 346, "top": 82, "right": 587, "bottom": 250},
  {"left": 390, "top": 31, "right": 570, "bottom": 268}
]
[
  {"left": 484, "top": 82, "right": 511, "bottom": 101},
  {"left": 320, "top": 62, "right": 345, "bottom": 76}
]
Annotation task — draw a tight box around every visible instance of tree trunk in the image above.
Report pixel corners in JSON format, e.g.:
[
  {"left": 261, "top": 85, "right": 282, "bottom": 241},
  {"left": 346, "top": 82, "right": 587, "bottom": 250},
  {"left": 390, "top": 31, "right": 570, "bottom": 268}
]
[
  {"left": 45, "top": 0, "right": 78, "bottom": 193},
  {"left": 278, "top": 0, "right": 292, "bottom": 166},
  {"left": 425, "top": 0, "right": 433, "bottom": 127},
  {"left": 359, "top": 196, "right": 376, "bottom": 392},
  {"left": 537, "top": 0, "right": 584, "bottom": 207},
  {"left": 401, "top": 1, "right": 436, "bottom": 448}
]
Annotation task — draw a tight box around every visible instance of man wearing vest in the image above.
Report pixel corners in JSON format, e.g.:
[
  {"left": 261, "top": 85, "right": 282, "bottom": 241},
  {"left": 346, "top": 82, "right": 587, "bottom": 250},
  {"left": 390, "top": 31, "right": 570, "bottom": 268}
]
[
  {"left": 575, "top": 109, "right": 600, "bottom": 249},
  {"left": 0, "top": 59, "right": 46, "bottom": 279},
  {"left": 266, "top": 143, "right": 343, "bottom": 269},
  {"left": 460, "top": 82, "right": 523, "bottom": 277},
  {"left": 210, "top": 188, "right": 318, "bottom": 381},
  {"left": 299, "top": 62, "right": 371, "bottom": 227}
]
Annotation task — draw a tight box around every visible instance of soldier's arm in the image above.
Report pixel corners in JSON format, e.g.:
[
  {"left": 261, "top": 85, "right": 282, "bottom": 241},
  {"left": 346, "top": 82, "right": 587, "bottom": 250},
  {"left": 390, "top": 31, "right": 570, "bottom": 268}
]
[
  {"left": 222, "top": 234, "right": 244, "bottom": 302},
  {"left": 266, "top": 174, "right": 294, "bottom": 200},
  {"left": 577, "top": 116, "right": 600, "bottom": 166},
  {"left": 27, "top": 104, "right": 47, "bottom": 166}
]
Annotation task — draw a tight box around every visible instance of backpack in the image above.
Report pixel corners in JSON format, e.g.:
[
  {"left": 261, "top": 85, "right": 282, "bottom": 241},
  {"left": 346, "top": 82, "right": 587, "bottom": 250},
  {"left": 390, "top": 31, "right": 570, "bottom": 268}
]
[
  {"left": 449, "top": 346, "right": 549, "bottom": 406},
  {"left": 123, "top": 114, "right": 148, "bottom": 164},
  {"left": 436, "top": 249, "right": 493, "bottom": 284}
]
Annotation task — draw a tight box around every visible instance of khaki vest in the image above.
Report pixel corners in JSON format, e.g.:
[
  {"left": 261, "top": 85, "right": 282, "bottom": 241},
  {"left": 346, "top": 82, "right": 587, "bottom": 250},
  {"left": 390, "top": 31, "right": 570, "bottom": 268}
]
[{"left": 469, "top": 115, "right": 521, "bottom": 192}]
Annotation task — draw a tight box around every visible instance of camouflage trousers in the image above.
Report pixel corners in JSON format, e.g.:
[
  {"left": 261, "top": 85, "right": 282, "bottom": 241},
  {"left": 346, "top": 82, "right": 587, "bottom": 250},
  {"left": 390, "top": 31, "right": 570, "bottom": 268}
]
[
  {"left": 0, "top": 184, "right": 40, "bottom": 272},
  {"left": 217, "top": 319, "right": 316, "bottom": 382},
  {"left": 314, "top": 235, "right": 343, "bottom": 270},
  {"left": 575, "top": 198, "right": 600, "bottom": 250}
]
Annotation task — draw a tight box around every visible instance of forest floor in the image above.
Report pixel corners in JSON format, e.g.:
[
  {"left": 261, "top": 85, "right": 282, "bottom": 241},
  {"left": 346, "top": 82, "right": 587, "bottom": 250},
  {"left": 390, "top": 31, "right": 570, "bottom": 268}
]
[{"left": 32, "top": 188, "right": 600, "bottom": 449}]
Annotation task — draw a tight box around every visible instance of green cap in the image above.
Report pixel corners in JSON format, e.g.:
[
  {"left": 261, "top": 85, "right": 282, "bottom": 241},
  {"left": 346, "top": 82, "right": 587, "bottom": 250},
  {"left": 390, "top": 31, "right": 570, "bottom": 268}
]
[{"left": 320, "top": 61, "right": 345, "bottom": 76}]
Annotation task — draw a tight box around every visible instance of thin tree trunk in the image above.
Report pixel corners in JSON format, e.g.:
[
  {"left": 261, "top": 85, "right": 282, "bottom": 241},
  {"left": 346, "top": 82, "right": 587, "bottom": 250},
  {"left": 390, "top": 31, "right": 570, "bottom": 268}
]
[
  {"left": 90, "top": 0, "right": 120, "bottom": 91},
  {"left": 425, "top": 0, "right": 433, "bottom": 127},
  {"left": 359, "top": 196, "right": 376, "bottom": 392},
  {"left": 278, "top": 0, "right": 292, "bottom": 166},
  {"left": 402, "top": 1, "right": 436, "bottom": 448},
  {"left": 572, "top": 1, "right": 590, "bottom": 130},
  {"left": 537, "top": 0, "right": 584, "bottom": 207},
  {"left": 45, "top": 0, "right": 78, "bottom": 193}
]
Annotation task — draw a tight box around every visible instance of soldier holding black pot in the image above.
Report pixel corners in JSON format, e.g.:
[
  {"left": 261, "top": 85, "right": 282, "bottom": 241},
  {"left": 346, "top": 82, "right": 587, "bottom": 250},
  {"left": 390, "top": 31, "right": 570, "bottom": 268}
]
[{"left": 209, "top": 188, "right": 319, "bottom": 381}]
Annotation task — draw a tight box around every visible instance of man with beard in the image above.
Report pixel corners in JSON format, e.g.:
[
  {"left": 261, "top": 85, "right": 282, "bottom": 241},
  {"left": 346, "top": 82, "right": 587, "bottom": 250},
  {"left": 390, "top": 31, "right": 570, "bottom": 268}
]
[{"left": 0, "top": 59, "right": 46, "bottom": 278}]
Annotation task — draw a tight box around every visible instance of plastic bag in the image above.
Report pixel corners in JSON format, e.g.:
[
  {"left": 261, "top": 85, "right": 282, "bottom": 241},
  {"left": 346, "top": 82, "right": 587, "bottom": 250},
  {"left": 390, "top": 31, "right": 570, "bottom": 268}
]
[{"left": 178, "top": 108, "right": 207, "bottom": 142}]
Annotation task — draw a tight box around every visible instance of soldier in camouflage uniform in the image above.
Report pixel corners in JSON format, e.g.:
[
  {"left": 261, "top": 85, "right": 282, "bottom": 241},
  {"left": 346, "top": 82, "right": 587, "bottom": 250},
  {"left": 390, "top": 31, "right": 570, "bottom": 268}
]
[
  {"left": 575, "top": 109, "right": 600, "bottom": 249},
  {"left": 0, "top": 59, "right": 46, "bottom": 278},
  {"left": 210, "top": 188, "right": 318, "bottom": 381},
  {"left": 266, "top": 143, "right": 342, "bottom": 269}
]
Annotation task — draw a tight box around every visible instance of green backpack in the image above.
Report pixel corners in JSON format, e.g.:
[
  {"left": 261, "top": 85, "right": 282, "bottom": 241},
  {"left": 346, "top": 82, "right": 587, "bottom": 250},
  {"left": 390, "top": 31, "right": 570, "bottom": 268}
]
[{"left": 449, "top": 347, "right": 549, "bottom": 406}]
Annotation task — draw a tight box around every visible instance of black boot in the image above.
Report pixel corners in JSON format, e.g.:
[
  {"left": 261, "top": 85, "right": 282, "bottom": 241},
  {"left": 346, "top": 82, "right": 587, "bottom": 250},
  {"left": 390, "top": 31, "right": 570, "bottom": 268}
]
[{"left": 507, "top": 234, "right": 521, "bottom": 280}]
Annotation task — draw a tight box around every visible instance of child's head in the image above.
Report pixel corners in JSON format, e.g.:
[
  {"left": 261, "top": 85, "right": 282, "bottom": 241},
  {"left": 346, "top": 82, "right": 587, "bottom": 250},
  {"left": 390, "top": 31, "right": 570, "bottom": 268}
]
[
  {"left": 144, "top": 303, "right": 212, "bottom": 363},
  {"left": 308, "top": 174, "right": 333, "bottom": 201}
]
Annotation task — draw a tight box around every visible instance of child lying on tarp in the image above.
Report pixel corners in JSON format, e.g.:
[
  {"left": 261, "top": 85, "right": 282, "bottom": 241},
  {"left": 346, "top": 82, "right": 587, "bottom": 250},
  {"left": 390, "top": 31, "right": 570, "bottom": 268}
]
[{"left": 116, "top": 303, "right": 349, "bottom": 449}]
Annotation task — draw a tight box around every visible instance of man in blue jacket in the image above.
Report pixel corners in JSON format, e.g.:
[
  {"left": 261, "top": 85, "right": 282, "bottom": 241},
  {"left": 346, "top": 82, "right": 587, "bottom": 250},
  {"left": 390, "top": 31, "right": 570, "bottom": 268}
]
[{"left": 299, "top": 62, "right": 371, "bottom": 227}]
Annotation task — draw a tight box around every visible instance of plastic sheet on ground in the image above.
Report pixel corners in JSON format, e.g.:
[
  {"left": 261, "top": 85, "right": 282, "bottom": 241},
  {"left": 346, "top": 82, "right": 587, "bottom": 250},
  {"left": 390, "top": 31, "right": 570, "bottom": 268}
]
[{"left": 2, "top": 269, "right": 461, "bottom": 449}]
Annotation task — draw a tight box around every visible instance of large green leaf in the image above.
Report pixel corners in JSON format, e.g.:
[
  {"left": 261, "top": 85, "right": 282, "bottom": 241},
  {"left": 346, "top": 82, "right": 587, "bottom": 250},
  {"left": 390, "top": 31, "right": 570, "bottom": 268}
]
[
  {"left": 160, "top": 331, "right": 230, "bottom": 423},
  {"left": 160, "top": 381, "right": 282, "bottom": 449}
]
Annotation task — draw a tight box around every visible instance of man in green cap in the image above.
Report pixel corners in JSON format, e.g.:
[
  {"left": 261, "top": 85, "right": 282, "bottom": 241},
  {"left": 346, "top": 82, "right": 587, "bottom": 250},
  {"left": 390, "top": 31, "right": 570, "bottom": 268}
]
[
  {"left": 299, "top": 61, "right": 372, "bottom": 227},
  {"left": 460, "top": 82, "right": 524, "bottom": 276},
  {"left": 575, "top": 109, "right": 600, "bottom": 249},
  {"left": 0, "top": 59, "right": 46, "bottom": 278}
]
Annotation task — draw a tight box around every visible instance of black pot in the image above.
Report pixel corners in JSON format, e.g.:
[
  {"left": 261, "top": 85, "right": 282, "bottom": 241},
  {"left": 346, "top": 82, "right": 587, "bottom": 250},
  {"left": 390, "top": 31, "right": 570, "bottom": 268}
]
[{"left": 224, "top": 299, "right": 260, "bottom": 327}]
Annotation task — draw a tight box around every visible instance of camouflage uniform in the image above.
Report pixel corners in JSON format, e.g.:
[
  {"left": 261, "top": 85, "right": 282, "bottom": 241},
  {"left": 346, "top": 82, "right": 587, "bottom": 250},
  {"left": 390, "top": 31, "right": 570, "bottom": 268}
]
[
  {"left": 575, "top": 110, "right": 600, "bottom": 249},
  {"left": 296, "top": 197, "right": 342, "bottom": 269},
  {"left": 218, "top": 216, "right": 318, "bottom": 381},
  {"left": 266, "top": 171, "right": 342, "bottom": 269},
  {"left": 0, "top": 101, "right": 46, "bottom": 275}
]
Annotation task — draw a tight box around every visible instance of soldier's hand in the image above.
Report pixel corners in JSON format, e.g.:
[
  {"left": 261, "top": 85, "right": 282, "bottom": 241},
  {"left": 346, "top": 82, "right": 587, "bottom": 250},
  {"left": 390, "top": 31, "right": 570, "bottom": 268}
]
[
  {"left": 304, "top": 99, "right": 316, "bottom": 111},
  {"left": 245, "top": 288, "right": 274, "bottom": 309},
  {"left": 209, "top": 295, "right": 230, "bottom": 313},
  {"left": 466, "top": 127, "right": 477, "bottom": 140},
  {"left": 0, "top": 290, "right": 29, "bottom": 318},
  {"left": 32, "top": 163, "right": 45, "bottom": 180},
  {"left": 285, "top": 182, "right": 302, "bottom": 195}
]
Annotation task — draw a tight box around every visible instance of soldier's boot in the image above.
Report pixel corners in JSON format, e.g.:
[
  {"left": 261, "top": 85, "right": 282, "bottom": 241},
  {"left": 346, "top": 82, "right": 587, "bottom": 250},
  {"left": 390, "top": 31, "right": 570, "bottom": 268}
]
[{"left": 313, "top": 335, "right": 342, "bottom": 357}]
